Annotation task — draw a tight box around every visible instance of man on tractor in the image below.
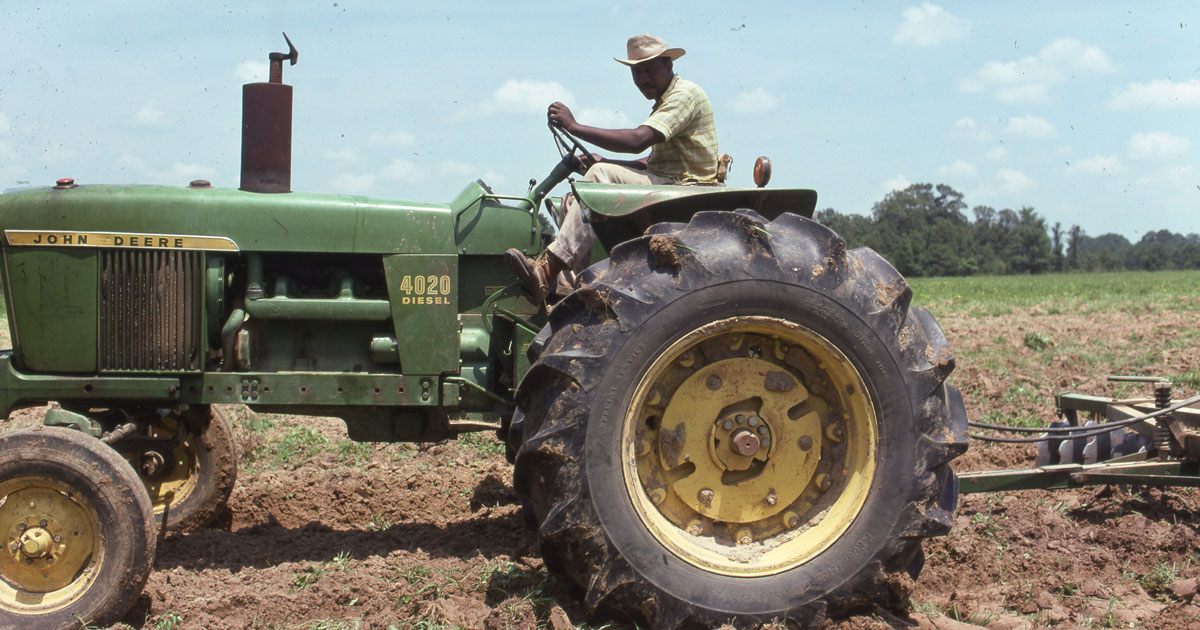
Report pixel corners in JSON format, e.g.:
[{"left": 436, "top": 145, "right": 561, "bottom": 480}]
[{"left": 504, "top": 33, "right": 719, "bottom": 300}]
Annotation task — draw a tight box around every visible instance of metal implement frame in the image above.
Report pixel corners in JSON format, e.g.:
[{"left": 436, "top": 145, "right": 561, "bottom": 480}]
[{"left": 961, "top": 381, "right": 1200, "bottom": 494}]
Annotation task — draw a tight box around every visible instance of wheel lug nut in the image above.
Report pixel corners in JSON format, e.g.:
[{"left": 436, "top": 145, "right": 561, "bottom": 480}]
[
  {"left": 817, "top": 474, "right": 832, "bottom": 491},
  {"left": 737, "top": 529, "right": 753, "bottom": 545},
  {"left": 686, "top": 520, "right": 703, "bottom": 536},
  {"left": 698, "top": 489, "right": 714, "bottom": 506},
  {"left": 757, "top": 425, "right": 768, "bottom": 435},
  {"left": 722, "top": 420, "right": 733, "bottom": 431},
  {"left": 17, "top": 523, "right": 26, "bottom": 531},
  {"left": 798, "top": 436, "right": 813, "bottom": 451},
  {"left": 53, "top": 535, "right": 62, "bottom": 543},
  {"left": 761, "top": 438, "right": 771, "bottom": 449},
  {"left": 705, "top": 375, "right": 722, "bottom": 390},
  {"left": 785, "top": 512, "right": 801, "bottom": 529},
  {"left": 764, "top": 491, "right": 777, "bottom": 507},
  {"left": 39, "top": 520, "right": 47, "bottom": 528},
  {"left": 748, "top": 415, "right": 759, "bottom": 427},
  {"left": 649, "top": 489, "right": 666, "bottom": 505},
  {"left": 735, "top": 414, "right": 745, "bottom": 425}
]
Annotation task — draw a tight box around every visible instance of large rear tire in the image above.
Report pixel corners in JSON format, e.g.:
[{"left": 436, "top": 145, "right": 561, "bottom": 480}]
[
  {"left": 513, "top": 211, "right": 968, "bottom": 628},
  {"left": 0, "top": 427, "right": 157, "bottom": 630}
]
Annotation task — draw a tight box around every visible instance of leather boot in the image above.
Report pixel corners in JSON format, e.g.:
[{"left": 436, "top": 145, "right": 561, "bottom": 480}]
[{"left": 504, "top": 249, "right": 565, "bottom": 301}]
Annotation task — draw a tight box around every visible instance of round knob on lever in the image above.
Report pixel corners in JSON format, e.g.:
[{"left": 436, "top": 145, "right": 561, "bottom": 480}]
[{"left": 753, "top": 156, "right": 772, "bottom": 188}]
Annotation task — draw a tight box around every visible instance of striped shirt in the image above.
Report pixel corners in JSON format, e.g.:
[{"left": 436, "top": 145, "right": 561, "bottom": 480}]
[{"left": 643, "top": 76, "right": 719, "bottom": 184}]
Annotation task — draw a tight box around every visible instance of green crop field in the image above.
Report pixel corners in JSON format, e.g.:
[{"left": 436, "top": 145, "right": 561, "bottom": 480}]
[{"left": 909, "top": 269, "right": 1200, "bottom": 316}]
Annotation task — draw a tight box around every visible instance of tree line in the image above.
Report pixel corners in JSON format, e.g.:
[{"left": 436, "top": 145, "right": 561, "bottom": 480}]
[{"left": 815, "top": 183, "right": 1200, "bottom": 277}]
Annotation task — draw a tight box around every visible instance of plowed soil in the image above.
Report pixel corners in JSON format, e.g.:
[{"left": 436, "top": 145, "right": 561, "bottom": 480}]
[{"left": 14, "top": 300, "right": 1200, "bottom": 630}]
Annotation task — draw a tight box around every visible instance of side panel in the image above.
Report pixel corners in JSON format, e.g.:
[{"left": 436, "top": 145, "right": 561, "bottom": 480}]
[
  {"left": 4, "top": 249, "right": 97, "bottom": 372},
  {"left": 383, "top": 254, "right": 458, "bottom": 375}
]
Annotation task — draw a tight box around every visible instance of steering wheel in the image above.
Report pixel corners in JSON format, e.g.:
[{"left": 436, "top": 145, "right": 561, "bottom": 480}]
[{"left": 549, "top": 123, "right": 595, "bottom": 173}]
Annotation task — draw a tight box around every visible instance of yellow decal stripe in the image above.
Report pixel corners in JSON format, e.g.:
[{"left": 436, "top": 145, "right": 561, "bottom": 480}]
[{"left": 4, "top": 230, "right": 239, "bottom": 251}]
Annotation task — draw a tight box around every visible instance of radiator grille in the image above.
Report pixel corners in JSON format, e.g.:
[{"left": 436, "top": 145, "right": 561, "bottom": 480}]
[{"left": 100, "top": 249, "right": 203, "bottom": 371}]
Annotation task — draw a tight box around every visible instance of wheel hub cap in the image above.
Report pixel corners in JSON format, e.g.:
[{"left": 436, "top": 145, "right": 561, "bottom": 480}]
[{"left": 0, "top": 480, "right": 98, "bottom": 595}]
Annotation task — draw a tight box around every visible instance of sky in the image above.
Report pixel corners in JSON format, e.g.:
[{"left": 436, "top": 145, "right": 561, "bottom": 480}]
[{"left": 1, "top": 2, "right": 1197, "bottom": 241}]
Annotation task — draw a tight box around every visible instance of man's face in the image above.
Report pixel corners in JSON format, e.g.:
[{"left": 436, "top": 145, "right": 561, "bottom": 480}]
[{"left": 631, "top": 58, "right": 673, "bottom": 100}]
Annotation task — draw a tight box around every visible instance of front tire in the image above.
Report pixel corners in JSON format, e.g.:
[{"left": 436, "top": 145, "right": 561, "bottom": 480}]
[
  {"left": 127, "top": 405, "right": 239, "bottom": 534},
  {"left": 0, "top": 428, "right": 157, "bottom": 630},
  {"left": 513, "top": 211, "right": 967, "bottom": 628}
]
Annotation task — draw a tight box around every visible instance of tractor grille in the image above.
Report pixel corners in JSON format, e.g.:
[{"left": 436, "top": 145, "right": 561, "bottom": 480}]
[{"left": 99, "top": 249, "right": 203, "bottom": 371}]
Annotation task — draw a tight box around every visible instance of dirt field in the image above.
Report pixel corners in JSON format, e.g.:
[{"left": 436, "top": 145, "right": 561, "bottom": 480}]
[{"left": 10, "top": 292, "right": 1199, "bottom": 630}]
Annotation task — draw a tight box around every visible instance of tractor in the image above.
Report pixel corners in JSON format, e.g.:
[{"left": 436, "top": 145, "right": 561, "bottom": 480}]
[{"left": 0, "top": 37, "right": 967, "bottom": 629}]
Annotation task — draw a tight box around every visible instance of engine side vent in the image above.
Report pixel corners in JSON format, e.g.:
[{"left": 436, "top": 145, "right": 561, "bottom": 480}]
[{"left": 100, "top": 249, "right": 203, "bottom": 372}]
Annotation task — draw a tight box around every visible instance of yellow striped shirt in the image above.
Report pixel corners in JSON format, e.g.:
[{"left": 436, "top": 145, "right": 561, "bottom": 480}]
[{"left": 643, "top": 76, "right": 719, "bottom": 184}]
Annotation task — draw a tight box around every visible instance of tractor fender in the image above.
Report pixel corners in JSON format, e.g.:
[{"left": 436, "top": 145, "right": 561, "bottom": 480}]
[{"left": 574, "top": 182, "right": 817, "bottom": 249}]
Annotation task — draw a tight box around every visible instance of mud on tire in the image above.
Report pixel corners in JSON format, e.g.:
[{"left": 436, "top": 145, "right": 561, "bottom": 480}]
[
  {"left": 0, "top": 427, "right": 157, "bottom": 630},
  {"left": 512, "top": 211, "right": 968, "bottom": 628}
]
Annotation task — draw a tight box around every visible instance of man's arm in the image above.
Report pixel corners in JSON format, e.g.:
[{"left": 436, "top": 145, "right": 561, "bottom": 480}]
[{"left": 549, "top": 102, "right": 665, "bottom": 154}]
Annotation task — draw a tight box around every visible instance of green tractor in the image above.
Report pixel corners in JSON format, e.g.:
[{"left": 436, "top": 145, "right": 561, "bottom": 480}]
[{"left": 0, "top": 38, "right": 966, "bottom": 629}]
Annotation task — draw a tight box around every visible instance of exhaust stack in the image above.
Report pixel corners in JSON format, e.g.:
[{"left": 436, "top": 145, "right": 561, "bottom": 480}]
[{"left": 240, "top": 33, "right": 298, "bottom": 194}]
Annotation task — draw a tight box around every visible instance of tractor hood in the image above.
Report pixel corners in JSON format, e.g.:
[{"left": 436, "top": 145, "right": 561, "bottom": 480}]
[{"left": 0, "top": 184, "right": 455, "bottom": 254}]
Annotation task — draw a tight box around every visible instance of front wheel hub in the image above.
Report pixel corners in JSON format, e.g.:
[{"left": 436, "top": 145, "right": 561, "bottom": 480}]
[
  {"left": 18, "top": 527, "right": 52, "bottom": 559},
  {"left": 0, "top": 480, "right": 99, "bottom": 594}
]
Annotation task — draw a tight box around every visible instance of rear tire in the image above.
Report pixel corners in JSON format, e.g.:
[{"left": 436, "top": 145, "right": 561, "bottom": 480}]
[
  {"left": 513, "top": 211, "right": 967, "bottom": 628},
  {"left": 0, "top": 427, "right": 156, "bottom": 630}
]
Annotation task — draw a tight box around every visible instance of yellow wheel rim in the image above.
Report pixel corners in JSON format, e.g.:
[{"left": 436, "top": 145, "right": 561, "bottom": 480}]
[
  {"left": 126, "top": 414, "right": 200, "bottom": 515},
  {"left": 622, "top": 316, "right": 877, "bottom": 577},
  {"left": 0, "top": 477, "right": 102, "bottom": 612}
]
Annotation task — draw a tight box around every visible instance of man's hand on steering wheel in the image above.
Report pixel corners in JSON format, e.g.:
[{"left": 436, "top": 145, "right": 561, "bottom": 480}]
[
  {"left": 547, "top": 102, "right": 577, "bottom": 131},
  {"left": 548, "top": 102, "right": 599, "bottom": 174}
]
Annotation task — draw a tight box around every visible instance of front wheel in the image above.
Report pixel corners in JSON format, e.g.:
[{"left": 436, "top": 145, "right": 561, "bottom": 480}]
[
  {"left": 0, "top": 428, "right": 156, "bottom": 630},
  {"left": 513, "top": 211, "right": 968, "bottom": 628},
  {"left": 125, "top": 405, "right": 238, "bottom": 534}
]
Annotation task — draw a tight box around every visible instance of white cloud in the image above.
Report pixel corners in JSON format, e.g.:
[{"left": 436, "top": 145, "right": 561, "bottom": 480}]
[
  {"left": 39, "top": 143, "right": 77, "bottom": 165},
  {"left": 324, "top": 148, "right": 359, "bottom": 163},
  {"left": 957, "top": 38, "right": 1114, "bottom": 104},
  {"left": 578, "top": 108, "right": 634, "bottom": 129},
  {"left": 1006, "top": 115, "right": 1056, "bottom": 139},
  {"left": 1129, "top": 132, "right": 1191, "bottom": 160},
  {"left": 327, "top": 157, "right": 491, "bottom": 195},
  {"left": 378, "top": 158, "right": 425, "bottom": 183},
  {"left": 116, "top": 154, "right": 147, "bottom": 172},
  {"left": 328, "top": 172, "right": 376, "bottom": 194},
  {"left": 148, "top": 162, "right": 217, "bottom": 184},
  {"left": 235, "top": 59, "right": 266, "bottom": 83},
  {"left": 134, "top": 105, "right": 173, "bottom": 128},
  {"left": 950, "top": 117, "right": 992, "bottom": 143},
  {"left": 438, "top": 160, "right": 507, "bottom": 186},
  {"left": 1139, "top": 164, "right": 1195, "bottom": 186},
  {"left": 884, "top": 175, "right": 912, "bottom": 192},
  {"left": 893, "top": 3, "right": 970, "bottom": 47},
  {"left": 0, "top": 112, "right": 10, "bottom": 136},
  {"left": 368, "top": 130, "right": 416, "bottom": 147},
  {"left": 987, "top": 146, "right": 1008, "bottom": 160},
  {"left": 1068, "top": 155, "right": 1122, "bottom": 174},
  {"left": 938, "top": 160, "right": 977, "bottom": 178},
  {"left": 730, "top": 88, "right": 780, "bottom": 114},
  {"left": 490, "top": 79, "right": 573, "bottom": 114},
  {"left": 1110, "top": 79, "right": 1200, "bottom": 110},
  {"left": 996, "top": 168, "right": 1033, "bottom": 192}
]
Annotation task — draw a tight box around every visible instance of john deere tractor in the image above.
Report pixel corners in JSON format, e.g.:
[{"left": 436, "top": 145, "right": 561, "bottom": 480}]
[{"left": 0, "top": 37, "right": 967, "bottom": 629}]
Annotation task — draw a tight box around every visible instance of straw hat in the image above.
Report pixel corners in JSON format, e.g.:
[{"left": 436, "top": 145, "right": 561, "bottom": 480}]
[{"left": 614, "top": 34, "right": 685, "bottom": 66}]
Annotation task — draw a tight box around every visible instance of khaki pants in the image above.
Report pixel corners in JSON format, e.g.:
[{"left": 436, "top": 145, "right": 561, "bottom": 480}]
[{"left": 548, "top": 162, "right": 676, "bottom": 272}]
